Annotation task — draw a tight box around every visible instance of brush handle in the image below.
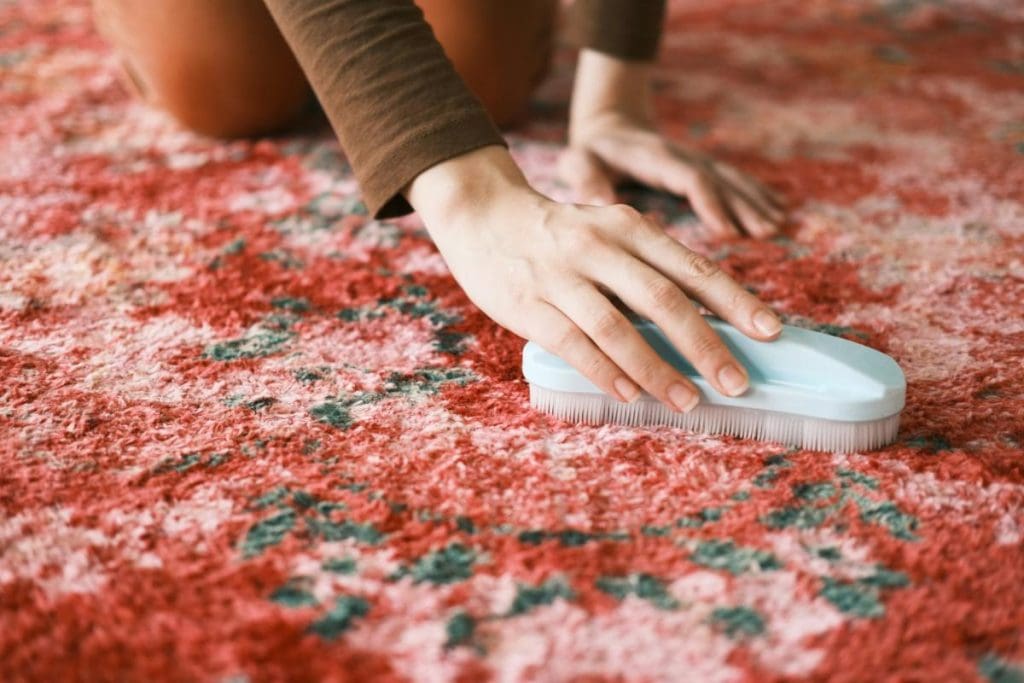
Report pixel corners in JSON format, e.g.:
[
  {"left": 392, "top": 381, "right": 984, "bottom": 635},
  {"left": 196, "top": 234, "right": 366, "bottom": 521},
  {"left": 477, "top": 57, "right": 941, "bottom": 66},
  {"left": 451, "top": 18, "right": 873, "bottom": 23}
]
[{"left": 522, "top": 316, "right": 905, "bottom": 422}]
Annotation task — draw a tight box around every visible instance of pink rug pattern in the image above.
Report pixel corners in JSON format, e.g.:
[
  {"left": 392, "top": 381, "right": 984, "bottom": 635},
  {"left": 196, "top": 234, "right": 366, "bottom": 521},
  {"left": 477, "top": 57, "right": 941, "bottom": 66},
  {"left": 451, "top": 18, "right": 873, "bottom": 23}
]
[{"left": 1, "top": 1, "right": 1023, "bottom": 681}]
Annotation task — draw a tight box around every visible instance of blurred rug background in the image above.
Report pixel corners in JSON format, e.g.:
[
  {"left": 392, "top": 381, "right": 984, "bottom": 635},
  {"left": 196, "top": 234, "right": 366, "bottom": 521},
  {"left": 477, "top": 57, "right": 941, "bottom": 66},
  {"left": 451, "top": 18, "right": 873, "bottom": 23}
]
[{"left": 1, "top": 1, "right": 1022, "bottom": 681}]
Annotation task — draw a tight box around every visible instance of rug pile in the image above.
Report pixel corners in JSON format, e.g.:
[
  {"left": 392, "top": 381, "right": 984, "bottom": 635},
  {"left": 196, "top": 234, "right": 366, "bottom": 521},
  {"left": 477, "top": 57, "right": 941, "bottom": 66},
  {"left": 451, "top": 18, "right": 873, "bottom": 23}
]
[{"left": 1, "top": 1, "right": 1022, "bottom": 681}]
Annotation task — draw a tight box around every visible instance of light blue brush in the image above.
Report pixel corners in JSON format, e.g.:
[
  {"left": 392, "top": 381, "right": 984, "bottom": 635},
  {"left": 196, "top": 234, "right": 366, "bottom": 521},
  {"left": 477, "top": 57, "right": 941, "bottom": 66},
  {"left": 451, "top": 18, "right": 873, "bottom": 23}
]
[{"left": 522, "top": 316, "right": 905, "bottom": 452}]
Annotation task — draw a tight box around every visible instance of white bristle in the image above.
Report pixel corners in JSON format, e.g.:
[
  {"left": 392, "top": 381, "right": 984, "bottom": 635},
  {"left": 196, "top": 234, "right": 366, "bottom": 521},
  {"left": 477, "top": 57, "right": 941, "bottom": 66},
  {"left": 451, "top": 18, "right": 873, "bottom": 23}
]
[{"left": 529, "top": 385, "right": 901, "bottom": 453}]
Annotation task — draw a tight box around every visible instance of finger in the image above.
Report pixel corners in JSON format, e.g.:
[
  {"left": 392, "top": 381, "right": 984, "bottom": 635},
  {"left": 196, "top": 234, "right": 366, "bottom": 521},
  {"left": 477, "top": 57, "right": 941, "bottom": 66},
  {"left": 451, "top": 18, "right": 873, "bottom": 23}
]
[
  {"left": 709, "top": 164, "right": 785, "bottom": 224},
  {"left": 724, "top": 190, "right": 779, "bottom": 238},
  {"left": 663, "top": 165, "right": 741, "bottom": 237},
  {"left": 586, "top": 252, "right": 753, "bottom": 398},
  {"left": 526, "top": 300, "right": 640, "bottom": 403},
  {"left": 558, "top": 147, "right": 617, "bottom": 206},
  {"left": 714, "top": 162, "right": 788, "bottom": 214},
  {"left": 621, "top": 219, "right": 783, "bottom": 342},
  {"left": 547, "top": 277, "right": 701, "bottom": 413},
  {"left": 716, "top": 170, "right": 785, "bottom": 226},
  {"left": 716, "top": 161, "right": 786, "bottom": 209}
]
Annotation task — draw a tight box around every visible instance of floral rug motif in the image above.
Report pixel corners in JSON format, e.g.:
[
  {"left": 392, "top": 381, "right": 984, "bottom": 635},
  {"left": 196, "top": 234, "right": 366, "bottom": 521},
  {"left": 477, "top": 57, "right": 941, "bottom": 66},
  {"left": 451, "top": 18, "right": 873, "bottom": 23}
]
[{"left": 1, "top": 1, "right": 1023, "bottom": 681}]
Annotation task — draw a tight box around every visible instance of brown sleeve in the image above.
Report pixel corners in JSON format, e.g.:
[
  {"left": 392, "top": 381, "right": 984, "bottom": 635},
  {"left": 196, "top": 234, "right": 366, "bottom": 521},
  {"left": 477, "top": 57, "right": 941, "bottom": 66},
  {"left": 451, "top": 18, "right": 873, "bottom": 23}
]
[
  {"left": 262, "top": 0, "right": 507, "bottom": 218},
  {"left": 568, "top": 0, "right": 667, "bottom": 62}
]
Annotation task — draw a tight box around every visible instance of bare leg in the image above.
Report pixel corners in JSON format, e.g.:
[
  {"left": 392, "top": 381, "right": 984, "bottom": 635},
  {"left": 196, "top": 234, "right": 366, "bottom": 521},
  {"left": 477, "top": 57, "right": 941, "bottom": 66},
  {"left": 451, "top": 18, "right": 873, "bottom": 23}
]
[
  {"left": 92, "top": 0, "right": 313, "bottom": 137},
  {"left": 91, "top": 0, "right": 558, "bottom": 137},
  {"left": 418, "top": 0, "right": 557, "bottom": 127}
]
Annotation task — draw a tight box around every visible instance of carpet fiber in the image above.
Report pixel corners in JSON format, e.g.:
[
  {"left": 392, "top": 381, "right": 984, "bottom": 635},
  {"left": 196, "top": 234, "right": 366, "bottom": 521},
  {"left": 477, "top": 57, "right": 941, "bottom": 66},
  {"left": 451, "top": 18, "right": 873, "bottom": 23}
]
[{"left": 2, "top": 1, "right": 1023, "bottom": 681}]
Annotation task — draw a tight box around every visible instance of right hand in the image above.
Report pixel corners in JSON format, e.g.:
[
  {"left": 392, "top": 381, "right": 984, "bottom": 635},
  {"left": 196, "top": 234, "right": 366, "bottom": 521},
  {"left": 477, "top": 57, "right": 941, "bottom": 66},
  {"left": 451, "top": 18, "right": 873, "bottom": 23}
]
[{"left": 405, "top": 145, "right": 783, "bottom": 413}]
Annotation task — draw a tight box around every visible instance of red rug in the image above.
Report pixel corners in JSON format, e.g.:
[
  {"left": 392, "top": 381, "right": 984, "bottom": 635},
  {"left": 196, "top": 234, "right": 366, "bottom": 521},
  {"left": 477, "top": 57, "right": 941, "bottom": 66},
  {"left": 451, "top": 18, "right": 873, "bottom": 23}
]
[{"left": 2, "top": 1, "right": 1023, "bottom": 681}]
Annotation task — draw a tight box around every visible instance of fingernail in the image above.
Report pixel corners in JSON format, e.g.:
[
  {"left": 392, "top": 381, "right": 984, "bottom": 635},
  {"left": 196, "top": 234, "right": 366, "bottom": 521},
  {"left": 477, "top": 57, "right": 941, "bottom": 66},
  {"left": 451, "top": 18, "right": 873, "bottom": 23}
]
[
  {"left": 614, "top": 377, "right": 641, "bottom": 403},
  {"left": 718, "top": 364, "right": 749, "bottom": 396},
  {"left": 668, "top": 383, "right": 699, "bottom": 412},
  {"left": 753, "top": 310, "right": 782, "bottom": 336}
]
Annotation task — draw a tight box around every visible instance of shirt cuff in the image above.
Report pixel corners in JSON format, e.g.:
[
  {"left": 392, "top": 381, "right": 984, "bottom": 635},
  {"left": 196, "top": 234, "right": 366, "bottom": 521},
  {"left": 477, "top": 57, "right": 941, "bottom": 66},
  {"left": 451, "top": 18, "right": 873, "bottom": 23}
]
[
  {"left": 568, "top": 0, "right": 667, "bottom": 62},
  {"left": 366, "top": 117, "right": 507, "bottom": 218}
]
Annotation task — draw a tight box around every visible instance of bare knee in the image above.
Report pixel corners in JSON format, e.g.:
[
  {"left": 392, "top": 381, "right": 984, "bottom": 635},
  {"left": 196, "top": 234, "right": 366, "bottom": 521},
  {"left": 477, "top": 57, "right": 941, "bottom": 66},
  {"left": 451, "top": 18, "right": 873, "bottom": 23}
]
[
  {"left": 94, "top": 0, "right": 311, "bottom": 138},
  {"left": 139, "top": 59, "right": 312, "bottom": 139},
  {"left": 417, "top": 0, "right": 556, "bottom": 128}
]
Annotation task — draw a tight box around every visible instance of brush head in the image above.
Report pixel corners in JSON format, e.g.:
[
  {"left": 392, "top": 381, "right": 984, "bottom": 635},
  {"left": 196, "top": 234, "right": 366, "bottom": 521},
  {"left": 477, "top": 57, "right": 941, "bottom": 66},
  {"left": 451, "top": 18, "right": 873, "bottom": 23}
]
[{"left": 522, "top": 316, "right": 906, "bottom": 453}]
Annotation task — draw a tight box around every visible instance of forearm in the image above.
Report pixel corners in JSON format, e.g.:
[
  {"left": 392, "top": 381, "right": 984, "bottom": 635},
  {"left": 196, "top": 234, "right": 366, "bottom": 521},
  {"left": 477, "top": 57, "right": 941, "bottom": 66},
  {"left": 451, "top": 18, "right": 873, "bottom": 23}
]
[
  {"left": 262, "top": 0, "right": 505, "bottom": 218},
  {"left": 567, "top": 0, "right": 665, "bottom": 141}
]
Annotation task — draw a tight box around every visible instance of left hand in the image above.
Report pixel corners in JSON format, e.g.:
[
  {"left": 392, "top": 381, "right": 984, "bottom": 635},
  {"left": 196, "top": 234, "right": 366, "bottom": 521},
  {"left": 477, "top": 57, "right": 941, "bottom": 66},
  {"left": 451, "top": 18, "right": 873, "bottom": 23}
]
[
  {"left": 562, "top": 50, "right": 786, "bottom": 239},
  {"left": 561, "top": 112, "right": 785, "bottom": 238}
]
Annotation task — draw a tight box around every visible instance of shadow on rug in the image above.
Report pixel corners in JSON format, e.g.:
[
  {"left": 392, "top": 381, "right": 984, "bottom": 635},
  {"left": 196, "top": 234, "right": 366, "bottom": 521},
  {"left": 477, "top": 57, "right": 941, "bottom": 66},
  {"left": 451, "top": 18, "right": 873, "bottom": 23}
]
[{"left": 1, "top": 0, "right": 1022, "bottom": 681}]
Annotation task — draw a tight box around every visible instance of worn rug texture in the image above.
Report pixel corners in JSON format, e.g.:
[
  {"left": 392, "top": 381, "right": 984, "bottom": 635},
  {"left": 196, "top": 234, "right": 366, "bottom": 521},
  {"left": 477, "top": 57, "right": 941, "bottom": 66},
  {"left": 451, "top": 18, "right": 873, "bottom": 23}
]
[{"left": 2, "top": 1, "right": 1023, "bottom": 681}]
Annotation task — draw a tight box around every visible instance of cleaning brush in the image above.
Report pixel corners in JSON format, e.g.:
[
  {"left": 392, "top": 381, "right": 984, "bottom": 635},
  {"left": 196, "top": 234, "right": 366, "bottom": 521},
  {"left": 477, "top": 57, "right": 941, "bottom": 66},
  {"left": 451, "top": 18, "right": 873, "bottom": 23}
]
[{"left": 522, "top": 316, "right": 905, "bottom": 452}]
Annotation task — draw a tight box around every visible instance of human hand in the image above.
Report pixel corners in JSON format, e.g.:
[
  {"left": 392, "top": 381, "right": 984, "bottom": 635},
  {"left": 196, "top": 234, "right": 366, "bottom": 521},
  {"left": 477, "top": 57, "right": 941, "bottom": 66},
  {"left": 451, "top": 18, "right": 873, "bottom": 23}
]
[
  {"left": 562, "top": 49, "right": 785, "bottom": 238},
  {"left": 405, "top": 145, "right": 783, "bottom": 412}
]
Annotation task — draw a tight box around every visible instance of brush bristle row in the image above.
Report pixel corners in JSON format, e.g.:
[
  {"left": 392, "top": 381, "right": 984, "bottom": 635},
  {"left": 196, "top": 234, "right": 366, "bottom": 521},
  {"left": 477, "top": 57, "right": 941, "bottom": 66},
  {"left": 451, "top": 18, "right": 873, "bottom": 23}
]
[{"left": 529, "top": 386, "right": 901, "bottom": 452}]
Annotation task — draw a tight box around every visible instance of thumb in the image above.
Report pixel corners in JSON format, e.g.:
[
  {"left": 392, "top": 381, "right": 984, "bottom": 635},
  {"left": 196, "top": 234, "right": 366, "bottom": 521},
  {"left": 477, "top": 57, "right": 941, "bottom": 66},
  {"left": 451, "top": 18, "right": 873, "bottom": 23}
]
[{"left": 557, "top": 147, "right": 617, "bottom": 206}]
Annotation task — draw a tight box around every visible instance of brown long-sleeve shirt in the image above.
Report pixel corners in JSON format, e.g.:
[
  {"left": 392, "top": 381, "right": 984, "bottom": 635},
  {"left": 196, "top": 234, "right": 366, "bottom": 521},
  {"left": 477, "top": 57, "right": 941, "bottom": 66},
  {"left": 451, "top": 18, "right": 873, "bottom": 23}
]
[{"left": 262, "top": 0, "right": 666, "bottom": 218}]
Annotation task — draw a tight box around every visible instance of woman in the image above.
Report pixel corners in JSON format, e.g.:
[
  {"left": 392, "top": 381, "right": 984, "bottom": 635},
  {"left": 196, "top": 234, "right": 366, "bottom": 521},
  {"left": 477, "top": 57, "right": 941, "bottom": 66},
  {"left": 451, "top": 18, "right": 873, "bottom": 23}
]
[{"left": 93, "top": 0, "right": 787, "bottom": 414}]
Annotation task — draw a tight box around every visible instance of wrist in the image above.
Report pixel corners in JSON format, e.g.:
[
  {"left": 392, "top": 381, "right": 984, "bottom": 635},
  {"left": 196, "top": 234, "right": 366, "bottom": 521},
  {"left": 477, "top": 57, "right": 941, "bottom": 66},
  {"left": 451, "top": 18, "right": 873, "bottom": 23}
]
[
  {"left": 404, "top": 144, "right": 535, "bottom": 229},
  {"left": 569, "top": 49, "right": 655, "bottom": 143}
]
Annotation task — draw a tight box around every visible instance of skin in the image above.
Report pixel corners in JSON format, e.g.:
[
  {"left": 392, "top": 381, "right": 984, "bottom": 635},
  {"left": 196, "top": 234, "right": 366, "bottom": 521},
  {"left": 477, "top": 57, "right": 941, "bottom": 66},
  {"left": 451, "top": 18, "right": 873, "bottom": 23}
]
[
  {"left": 561, "top": 51, "right": 786, "bottom": 238},
  {"left": 406, "top": 50, "right": 787, "bottom": 414}
]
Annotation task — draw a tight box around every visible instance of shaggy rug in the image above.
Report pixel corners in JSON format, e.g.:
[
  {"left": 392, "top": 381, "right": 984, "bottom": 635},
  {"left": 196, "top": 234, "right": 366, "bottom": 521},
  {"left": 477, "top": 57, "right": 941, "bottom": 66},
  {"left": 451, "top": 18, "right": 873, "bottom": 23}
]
[{"left": 1, "top": 1, "right": 1023, "bottom": 681}]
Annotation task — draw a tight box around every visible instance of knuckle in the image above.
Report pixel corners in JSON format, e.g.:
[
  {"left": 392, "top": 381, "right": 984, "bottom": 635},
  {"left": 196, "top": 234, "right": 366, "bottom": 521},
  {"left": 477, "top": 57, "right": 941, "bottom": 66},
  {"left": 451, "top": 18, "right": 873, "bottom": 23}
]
[
  {"left": 632, "top": 357, "right": 661, "bottom": 386},
  {"left": 623, "top": 216, "right": 660, "bottom": 245},
  {"left": 582, "top": 353, "right": 610, "bottom": 382},
  {"left": 683, "top": 251, "right": 720, "bottom": 281},
  {"left": 647, "top": 139, "right": 675, "bottom": 165},
  {"left": 552, "top": 323, "right": 582, "bottom": 355},
  {"left": 536, "top": 203, "right": 558, "bottom": 235},
  {"left": 646, "top": 277, "right": 682, "bottom": 311},
  {"left": 728, "top": 287, "right": 753, "bottom": 313},
  {"left": 538, "top": 276, "right": 563, "bottom": 304},
  {"left": 691, "top": 332, "right": 726, "bottom": 360},
  {"left": 655, "top": 139, "right": 675, "bottom": 156},
  {"left": 691, "top": 171, "right": 718, "bottom": 196},
  {"left": 672, "top": 163, "right": 700, "bottom": 187},
  {"left": 558, "top": 222, "right": 601, "bottom": 254},
  {"left": 592, "top": 308, "right": 626, "bottom": 342},
  {"left": 609, "top": 203, "right": 641, "bottom": 222},
  {"left": 507, "top": 279, "right": 532, "bottom": 307}
]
